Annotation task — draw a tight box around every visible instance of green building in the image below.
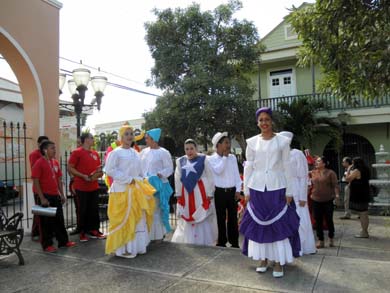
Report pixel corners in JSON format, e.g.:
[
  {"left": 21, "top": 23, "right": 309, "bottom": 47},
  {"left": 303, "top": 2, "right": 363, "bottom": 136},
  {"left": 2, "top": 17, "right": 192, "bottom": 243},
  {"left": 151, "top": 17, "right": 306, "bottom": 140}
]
[{"left": 253, "top": 6, "right": 390, "bottom": 177}]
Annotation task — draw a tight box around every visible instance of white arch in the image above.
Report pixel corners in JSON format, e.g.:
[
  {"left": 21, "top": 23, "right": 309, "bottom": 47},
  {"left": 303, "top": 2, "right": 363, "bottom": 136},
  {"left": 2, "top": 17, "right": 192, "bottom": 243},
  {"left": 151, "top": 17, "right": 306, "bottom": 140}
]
[{"left": 0, "top": 26, "right": 45, "bottom": 134}]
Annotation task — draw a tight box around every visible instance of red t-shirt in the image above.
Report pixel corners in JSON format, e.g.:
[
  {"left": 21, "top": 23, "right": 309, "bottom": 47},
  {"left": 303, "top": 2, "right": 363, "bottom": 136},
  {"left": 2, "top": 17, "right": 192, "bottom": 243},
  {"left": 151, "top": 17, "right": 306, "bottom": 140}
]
[
  {"left": 29, "top": 149, "right": 42, "bottom": 169},
  {"left": 31, "top": 157, "right": 62, "bottom": 196},
  {"left": 68, "top": 147, "right": 101, "bottom": 191},
  {"left": 29, "top": 149, "right": 42, "bottom": 193}
]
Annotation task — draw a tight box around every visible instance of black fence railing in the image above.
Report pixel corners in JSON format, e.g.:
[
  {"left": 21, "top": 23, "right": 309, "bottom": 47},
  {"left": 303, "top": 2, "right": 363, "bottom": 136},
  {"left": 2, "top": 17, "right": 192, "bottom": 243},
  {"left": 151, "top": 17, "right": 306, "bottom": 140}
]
[
  {"left": 0, "top": 123, "right": 177, "bottom": 236},
  {"left": 0, "top": 121, "right": 30, "bottom": 222},
  {"left": 259, "top": 93, "right": 390, "bottom": 112}
]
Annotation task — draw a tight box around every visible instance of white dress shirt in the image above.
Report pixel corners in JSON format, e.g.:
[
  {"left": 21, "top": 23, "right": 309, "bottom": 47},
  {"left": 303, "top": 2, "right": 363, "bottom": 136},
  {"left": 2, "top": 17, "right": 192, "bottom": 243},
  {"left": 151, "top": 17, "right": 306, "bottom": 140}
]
[
  {"left": 139, "top": 147, "right": 173, "bottom": 183},
  {"left": 244, "top": 133, "right": 292, "bottom": 195},
  {"left": 207, "top": 153, "right": 242, "bottom": 191},
  {"left": 105, "top": 147, "right": 143, "bottom": 193}
]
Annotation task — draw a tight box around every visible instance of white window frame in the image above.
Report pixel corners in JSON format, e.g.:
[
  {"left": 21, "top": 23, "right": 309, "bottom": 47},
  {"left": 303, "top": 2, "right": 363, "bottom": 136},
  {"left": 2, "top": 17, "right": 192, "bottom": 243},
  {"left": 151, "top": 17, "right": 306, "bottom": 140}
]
[
  {"left": 267, "top": 66, "right": 297, "bottom": 98},
  {"left": 284, "top": 24, "right": 298, "bottom": 40}
]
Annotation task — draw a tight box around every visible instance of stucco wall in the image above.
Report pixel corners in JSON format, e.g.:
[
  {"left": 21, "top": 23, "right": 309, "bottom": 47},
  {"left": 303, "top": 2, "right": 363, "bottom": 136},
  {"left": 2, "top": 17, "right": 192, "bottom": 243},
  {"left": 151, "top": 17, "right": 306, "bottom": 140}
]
[{"left": 0, "top": 0, "right": 61, "bottom": 155}]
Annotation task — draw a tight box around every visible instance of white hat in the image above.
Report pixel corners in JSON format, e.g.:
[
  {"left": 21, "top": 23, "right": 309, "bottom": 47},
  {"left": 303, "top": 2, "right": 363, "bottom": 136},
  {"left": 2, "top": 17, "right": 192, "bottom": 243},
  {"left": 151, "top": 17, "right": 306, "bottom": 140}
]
[
  {"left": 212, "top": 132, "right": 228, "bottom": 150},
  {"left": 279, "top": 131, "right": 294, "bottom": 141}
]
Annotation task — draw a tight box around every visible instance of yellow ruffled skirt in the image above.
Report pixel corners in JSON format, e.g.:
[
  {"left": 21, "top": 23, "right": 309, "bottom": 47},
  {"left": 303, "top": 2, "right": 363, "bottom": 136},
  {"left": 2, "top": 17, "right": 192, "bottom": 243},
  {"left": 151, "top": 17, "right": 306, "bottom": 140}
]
[{"left": 105, "top": 179, "right": 156, "bottom": 255}]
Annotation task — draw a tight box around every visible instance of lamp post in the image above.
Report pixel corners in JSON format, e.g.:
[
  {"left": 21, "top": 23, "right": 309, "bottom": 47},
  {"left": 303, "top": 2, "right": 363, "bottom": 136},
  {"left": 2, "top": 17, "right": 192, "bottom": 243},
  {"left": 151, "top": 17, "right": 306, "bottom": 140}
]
[{"left": 59, "top": 69, "right": 107, "bottom": 137}]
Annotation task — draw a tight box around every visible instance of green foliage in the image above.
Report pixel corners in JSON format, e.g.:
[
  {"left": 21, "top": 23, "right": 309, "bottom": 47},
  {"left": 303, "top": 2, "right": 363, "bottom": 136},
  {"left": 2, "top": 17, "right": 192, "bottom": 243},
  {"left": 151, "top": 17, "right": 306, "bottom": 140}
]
[
  {"left": 274, "top": 97, "right": 342, "bottom": 150},
  {"left": 93, "top": 131, "right": 118, "bottom": 152},
  {"left": 288, "top": 1, "right": 390, "bottom": 102},
  {"left": 144, "top": 0, "right": 261, "bottom": 152}
]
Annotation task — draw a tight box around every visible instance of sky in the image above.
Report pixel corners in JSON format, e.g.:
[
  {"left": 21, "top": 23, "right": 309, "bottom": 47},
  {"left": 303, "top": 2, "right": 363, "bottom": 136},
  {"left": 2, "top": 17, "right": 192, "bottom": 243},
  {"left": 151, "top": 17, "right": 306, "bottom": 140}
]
[{"left": 1, "top": 0, "right": 314, "bottom": 130}]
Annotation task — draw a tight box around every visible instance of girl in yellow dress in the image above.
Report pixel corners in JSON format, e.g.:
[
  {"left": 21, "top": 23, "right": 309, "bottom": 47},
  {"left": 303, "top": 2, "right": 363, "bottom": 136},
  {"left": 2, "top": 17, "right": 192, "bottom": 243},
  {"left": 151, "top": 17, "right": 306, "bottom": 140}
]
[{"left": 104, "top": 125, "right": 155, "bottom": 258}]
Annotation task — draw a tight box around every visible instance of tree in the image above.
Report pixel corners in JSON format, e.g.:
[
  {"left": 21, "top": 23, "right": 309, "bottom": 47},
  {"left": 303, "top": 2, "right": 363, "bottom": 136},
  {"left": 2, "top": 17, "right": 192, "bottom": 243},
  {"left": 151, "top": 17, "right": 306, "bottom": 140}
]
[
  {"left": 273, "top": 98, "right": 343, "bottom": 151},
  {"left": 288, "top": 1, "right": 390, "bottom": 102},
  {"left": 144, "top": 0, "right": 261, "bottom": 152}
]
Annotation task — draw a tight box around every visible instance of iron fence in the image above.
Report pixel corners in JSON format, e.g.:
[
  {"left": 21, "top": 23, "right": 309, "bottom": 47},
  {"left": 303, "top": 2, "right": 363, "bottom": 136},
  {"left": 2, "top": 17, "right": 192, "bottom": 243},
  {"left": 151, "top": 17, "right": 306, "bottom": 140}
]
[{"left": 0, "top": 123, "right": 177, "bottom": 236}]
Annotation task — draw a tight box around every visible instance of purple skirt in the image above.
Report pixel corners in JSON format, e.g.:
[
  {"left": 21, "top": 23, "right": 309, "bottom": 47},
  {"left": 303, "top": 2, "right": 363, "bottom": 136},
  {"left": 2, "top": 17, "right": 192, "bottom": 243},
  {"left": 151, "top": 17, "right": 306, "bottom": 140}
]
[{"left": 239, "top": 188, "right": 301, "bottom": 257}]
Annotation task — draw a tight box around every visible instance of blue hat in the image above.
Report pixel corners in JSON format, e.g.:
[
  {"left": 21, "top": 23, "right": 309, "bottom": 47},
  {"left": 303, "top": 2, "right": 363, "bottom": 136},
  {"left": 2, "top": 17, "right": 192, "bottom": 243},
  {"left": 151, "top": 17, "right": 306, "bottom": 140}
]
[
  {"left": 146, "top": 128, "right": 161, "bottom": 142},
  {"left": 255, "top": 107, "right": 272, "bottom": 121}
]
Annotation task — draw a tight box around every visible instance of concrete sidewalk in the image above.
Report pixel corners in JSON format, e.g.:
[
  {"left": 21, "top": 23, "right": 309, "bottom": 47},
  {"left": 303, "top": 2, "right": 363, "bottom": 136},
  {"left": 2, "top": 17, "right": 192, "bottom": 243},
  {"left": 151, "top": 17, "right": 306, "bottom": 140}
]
[{"left": 1, "top": 211, "right": 390, "bottom": 292}]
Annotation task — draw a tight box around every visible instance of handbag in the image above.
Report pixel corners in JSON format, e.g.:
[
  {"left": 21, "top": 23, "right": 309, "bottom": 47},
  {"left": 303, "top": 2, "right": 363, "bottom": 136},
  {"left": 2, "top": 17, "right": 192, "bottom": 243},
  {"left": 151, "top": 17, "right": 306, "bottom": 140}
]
[{"left": 31, "top": 205, "right": 57, "bottom": 217}]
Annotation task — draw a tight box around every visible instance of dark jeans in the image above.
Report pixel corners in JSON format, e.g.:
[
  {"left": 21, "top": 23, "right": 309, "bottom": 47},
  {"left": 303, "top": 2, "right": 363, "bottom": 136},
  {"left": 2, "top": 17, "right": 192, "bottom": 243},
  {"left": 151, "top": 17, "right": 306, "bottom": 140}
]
[
  {"left": 38, "top": 195, "right": 69, "bottom": 249},
  {"left": 312, "top": 199, "right": 335, "bottom": 241},
  {"left": 76, "top": 189, "right": 100, "bottom": 233},
  {"left": 214, "top": 187, "right": 239, "bottom": 247}
]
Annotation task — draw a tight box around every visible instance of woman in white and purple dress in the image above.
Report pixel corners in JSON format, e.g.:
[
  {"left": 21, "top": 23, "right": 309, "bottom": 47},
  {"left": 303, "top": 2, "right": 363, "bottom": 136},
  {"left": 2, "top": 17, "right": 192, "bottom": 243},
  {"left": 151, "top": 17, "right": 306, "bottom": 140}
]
[{"left": 240, "top": 107, "right": 300, "bottom": 278}]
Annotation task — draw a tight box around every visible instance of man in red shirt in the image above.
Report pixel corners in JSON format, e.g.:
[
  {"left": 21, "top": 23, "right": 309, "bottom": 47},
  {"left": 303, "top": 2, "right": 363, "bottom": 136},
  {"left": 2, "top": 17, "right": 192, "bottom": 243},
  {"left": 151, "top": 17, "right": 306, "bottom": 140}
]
[
  {"left": 68, "top": 133, "right": 105, "bottom": 242},
  {"left": 29, "top": 135, "right": 49, "bottom": 239},
  {"left": 31, "top": 140, "right": 76, "bottom": 252}
]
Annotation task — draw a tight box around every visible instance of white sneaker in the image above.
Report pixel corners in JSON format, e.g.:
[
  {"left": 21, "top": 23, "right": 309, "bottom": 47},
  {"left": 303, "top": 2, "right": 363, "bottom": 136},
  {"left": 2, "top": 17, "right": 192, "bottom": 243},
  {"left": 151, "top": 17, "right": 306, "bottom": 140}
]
[
  {"left": 273, "top": 269, "right": 284, "bottom": 278},
  {"left": 256, "top": 266, "right": 267, "bottom": 273},
  {"left": 116, "top": 253, "right": 137, "bottom": 259}
]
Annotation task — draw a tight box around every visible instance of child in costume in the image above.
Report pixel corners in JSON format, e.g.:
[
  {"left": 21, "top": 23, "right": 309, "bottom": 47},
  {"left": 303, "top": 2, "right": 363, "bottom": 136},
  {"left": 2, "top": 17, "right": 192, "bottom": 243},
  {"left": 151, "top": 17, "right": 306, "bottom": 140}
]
[
  {"left": 171, "top": 139, "right": 217, "bottom": 245},
  {"left": 140, "top": 128, "right": 174, "bottom": 241},
  {"left": 104, "top": 125, "right": 155, "bottom": 258}
]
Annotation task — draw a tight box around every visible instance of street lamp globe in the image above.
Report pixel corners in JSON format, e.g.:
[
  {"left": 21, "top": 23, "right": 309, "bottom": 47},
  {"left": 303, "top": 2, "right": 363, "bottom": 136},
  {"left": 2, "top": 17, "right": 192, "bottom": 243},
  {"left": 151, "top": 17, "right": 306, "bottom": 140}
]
[
  {"left": 72, "top": 68, "right": 91, "bottom": 87},
  {"left": 67, "top": 79, "right": 77, "bottom": 95},
  {"left": 91, "top": 76, "right": 108, "bottom": 93},
  {"left": 59, "top": 73, "right": 66, "bottom": 94},
  {"left": 91, "top": 76, "right": 108, "bottom": 110}
]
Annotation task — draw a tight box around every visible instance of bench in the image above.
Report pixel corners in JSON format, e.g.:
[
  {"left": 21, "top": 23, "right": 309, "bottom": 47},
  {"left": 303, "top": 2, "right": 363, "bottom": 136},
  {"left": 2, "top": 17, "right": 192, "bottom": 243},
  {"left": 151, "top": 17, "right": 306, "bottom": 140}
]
[{"left": 0, "top": 209, "right": 24, "bottom": 265}]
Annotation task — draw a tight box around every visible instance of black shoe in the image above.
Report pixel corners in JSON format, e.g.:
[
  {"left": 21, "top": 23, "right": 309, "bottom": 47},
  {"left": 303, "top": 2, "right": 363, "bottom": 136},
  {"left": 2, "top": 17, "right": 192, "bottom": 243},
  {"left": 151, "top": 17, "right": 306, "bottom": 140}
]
[
  {"left": 216, "top": 243, "right": 226, "bottom": 247},
  {"left": 231, "top": 245, "right": 240, "bottom": 248}
]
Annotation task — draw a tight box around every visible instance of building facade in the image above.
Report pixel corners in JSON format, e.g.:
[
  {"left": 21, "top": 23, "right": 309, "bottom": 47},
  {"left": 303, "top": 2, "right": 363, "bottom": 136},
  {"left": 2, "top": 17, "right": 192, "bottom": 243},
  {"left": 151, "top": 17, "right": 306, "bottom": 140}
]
[{"left": 253, "top": 7, "right": 390, "bottom": 177}]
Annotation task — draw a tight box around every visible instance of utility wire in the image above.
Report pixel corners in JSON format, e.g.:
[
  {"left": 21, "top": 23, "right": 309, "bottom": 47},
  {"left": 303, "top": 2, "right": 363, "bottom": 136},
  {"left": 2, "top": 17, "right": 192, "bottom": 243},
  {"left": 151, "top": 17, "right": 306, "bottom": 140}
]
[
  {"left": 60, "top": 68, "right": 160, "bottom": 98},
  {"left": 59, "top": 56, "right": 146, "bottom": 86},
  {"left": 1, "top": 55, "right": 160, "bottom": 97}
]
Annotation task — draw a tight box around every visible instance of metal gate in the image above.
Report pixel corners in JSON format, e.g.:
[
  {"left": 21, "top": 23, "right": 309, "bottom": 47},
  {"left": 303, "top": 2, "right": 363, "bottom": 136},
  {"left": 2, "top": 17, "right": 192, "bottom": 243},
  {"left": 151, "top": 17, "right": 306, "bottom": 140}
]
[{"left": 323, "top": 132, "right": 376, "bottom": 180}]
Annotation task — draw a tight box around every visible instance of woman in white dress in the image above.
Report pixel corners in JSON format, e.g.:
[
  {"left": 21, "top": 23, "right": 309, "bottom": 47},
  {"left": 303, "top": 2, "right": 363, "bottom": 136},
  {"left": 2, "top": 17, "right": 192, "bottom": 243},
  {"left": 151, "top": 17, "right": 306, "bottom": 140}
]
[
  {"left": 140, "top": 128, "right": 174, "bottom": 241},
  {"left": 279, "top": 131, "right": 316, "bottom": 255},
  {"left": 240, "top": 107, "right": 301, "bottom": 278},
  {"left": 171, "top": 139, "right": 217, "bottom": 245},
  {"left": 104, "top": 125, "right": 156, "bottom": 258}
]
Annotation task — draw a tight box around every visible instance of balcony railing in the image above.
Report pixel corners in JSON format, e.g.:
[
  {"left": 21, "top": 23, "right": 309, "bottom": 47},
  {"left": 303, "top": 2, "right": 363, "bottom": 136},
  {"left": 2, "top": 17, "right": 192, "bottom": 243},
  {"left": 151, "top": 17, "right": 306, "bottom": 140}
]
[{"left": 259, "top": 93, "right": 390, "bottom": 112}]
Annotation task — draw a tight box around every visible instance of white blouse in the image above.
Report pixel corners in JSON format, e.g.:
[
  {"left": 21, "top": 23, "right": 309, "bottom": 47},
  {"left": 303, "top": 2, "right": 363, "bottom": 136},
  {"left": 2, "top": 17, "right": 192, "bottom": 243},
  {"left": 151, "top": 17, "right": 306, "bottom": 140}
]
[
  {"left": 244, "top": 133, "right": 292, "bottom": 195},
  {"left": 105, "top": 146, "right": 143, "bottom": 193},
  {"left": 139, "top": 147, "right": 173, "bottom": 183}
]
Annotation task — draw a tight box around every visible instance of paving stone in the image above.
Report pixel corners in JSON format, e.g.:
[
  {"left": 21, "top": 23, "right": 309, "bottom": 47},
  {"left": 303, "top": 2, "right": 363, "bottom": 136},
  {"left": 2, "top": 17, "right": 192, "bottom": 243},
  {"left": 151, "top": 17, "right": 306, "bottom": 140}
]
[{"left": 314, "top": 255, "right": 390, "bottom": 293}]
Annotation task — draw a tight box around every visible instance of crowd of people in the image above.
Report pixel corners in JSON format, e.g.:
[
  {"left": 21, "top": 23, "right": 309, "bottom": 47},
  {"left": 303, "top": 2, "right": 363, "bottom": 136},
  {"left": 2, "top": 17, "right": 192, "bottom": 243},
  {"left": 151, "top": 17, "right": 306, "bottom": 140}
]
[{"left": 29, "top": 106, "right": 372, "bottom": 278}]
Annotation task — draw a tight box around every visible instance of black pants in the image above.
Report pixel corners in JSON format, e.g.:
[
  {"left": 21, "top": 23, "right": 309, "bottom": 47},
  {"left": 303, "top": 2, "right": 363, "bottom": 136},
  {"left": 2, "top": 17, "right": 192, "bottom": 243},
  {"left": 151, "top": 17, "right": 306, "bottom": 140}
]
[
  {"left": 76, "top": 189, "right": 100, "bottom": 233},
  {"left": 69, "top": 179, "right": 80, "bottom": 231},
  {"left": 32, "top": 193, "right": 41, "bottom": 237},
  {"left": 312, "top": 199, "right": 335, "bottom": 241},
  {"left": 214, "top": 187, "right": 239, "bottom": 247},
  {"left": 38, "top": 195, "right": 69, "bottom": 249}
]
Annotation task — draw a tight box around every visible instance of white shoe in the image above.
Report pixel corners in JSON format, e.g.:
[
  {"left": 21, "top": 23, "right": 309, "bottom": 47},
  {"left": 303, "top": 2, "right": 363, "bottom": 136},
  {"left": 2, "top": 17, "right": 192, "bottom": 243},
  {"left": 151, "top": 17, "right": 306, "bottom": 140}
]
[
  {"left": 273, "top": 269, "right": 284, "bottom": 278},
  {"left": 116, "top": 253, "right": 137, "bottom": 259},
  {"left": 256, "top": 266, "right": 267, "bottom": 273}
]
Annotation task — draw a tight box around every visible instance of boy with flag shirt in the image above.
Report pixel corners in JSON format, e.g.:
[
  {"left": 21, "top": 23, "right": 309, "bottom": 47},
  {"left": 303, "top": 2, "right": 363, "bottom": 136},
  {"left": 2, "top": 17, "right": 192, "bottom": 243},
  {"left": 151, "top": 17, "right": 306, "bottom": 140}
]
[
  {"left": 32, "top": 140, "right": 76, "bottom": 252},
  {"left": 68, "top": 132, "right": 105, "bottom": 242}
]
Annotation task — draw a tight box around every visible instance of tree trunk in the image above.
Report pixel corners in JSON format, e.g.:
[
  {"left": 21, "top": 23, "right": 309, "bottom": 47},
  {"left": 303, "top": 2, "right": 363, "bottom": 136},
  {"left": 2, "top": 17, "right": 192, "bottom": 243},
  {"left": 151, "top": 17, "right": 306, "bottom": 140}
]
[{"left": 235, "top": 133, "right": 247, "bottom": 157}]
